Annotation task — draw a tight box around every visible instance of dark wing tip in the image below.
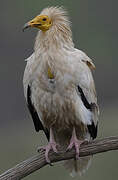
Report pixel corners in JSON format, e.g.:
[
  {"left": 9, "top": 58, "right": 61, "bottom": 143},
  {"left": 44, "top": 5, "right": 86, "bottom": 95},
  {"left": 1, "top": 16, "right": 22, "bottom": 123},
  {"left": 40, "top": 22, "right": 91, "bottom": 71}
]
[
  {"left": 27, "top": 85, "right": 43, "bottom": 131},
  {"left": 27, "top": 85, "right": 49, "bottom": 140},
  {"left": 87, "top": 122, "right": 98, "bottom": 139},
  {"left": 77, "top": 85, "right": 98, "bottom": 139},
  {"left": 78, "top": 85, "right": 91, "bottom": 110}
]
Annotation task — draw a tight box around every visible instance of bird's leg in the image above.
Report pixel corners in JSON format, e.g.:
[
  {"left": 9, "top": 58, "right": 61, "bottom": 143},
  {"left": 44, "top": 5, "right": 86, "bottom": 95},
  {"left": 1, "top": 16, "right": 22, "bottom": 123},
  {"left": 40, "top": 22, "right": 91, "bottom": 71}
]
[
  {"left": 40, "top": 128, "right": 58, "bottom": 163},
  {"left": 66, "top": 127, "right": 84, "bottom": 159}
]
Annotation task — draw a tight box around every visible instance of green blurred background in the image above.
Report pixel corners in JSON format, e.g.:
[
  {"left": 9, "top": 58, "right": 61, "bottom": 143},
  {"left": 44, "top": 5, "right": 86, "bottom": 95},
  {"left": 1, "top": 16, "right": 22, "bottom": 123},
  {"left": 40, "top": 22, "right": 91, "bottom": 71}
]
[{"left": 0, "top": 0, "right": 118, "bottom": 179}]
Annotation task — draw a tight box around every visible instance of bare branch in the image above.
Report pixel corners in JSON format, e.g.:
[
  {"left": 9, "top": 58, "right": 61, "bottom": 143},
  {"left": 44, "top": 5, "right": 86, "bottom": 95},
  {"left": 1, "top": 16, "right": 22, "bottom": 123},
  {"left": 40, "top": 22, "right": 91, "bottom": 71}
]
[{"left": 0, "top": 136, "right": 118, "bottom": 180}]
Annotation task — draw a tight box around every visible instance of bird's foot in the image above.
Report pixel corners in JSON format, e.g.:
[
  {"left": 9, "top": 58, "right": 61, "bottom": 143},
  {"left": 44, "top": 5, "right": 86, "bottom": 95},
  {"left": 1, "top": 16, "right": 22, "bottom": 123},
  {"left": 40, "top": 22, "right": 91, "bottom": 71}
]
[
  {"left": 66, "top": 137, "right": 84, "bottom": 160},
  {"left": 38, "top": 141, "right": 58, "bottom": 163}
]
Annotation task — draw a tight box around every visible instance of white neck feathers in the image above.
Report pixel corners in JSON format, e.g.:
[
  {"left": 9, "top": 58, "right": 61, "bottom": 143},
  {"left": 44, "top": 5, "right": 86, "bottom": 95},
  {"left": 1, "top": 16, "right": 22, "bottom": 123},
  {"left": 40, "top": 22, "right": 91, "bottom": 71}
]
[{"left": 34, "top": 7, "right": 74, "bottom": 52}]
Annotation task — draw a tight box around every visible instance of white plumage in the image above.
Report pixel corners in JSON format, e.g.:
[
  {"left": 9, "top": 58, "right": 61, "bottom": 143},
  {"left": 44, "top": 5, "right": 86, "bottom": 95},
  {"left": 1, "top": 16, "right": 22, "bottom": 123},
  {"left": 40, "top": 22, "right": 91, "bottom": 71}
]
[{"left": 23, "top": 7, "right": 99, "bottom": 176}]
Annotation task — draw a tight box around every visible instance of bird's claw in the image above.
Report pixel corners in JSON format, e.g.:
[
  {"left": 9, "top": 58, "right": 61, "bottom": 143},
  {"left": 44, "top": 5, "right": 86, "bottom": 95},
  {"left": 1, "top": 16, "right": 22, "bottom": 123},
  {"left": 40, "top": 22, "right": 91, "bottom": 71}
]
[
  {"left": 66, "top": 139, "right": 83, "bottom": 160},
  {"left": 38, "top": 142, "right": 58, "bottom": 163}
]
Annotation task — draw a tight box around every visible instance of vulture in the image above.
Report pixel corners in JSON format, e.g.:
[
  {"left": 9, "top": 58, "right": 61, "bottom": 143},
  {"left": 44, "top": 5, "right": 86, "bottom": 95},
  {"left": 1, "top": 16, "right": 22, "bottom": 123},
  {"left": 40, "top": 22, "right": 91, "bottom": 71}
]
[{"left": 23, "top": 7, "right": 99, "bottom": 176}]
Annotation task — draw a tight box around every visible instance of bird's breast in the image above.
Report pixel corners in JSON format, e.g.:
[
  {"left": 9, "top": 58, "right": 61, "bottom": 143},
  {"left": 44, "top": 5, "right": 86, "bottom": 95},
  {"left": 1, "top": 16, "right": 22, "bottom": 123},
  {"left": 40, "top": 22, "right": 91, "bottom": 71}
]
[
  {"left": 32, "top": 83, "right": 84, "bottom": 131},
  {"left": 30, "top": 56, "right": 86, "bottom": 130}
]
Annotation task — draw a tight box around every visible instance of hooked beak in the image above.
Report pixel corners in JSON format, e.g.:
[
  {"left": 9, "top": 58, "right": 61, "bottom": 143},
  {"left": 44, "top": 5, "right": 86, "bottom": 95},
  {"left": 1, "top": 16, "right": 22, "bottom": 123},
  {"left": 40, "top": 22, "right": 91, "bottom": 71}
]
[
  {"left": 22, "top": 16, "right": 42, "bottom": 32},
  {"left": 22, "top": 21, "right": 41, "bottom": 32},
  {"left": 22, "top": 15, "right": 52, "bottom": 32},
  {"left": 22, "top": 22, "right": 31, "bottom": 32}
]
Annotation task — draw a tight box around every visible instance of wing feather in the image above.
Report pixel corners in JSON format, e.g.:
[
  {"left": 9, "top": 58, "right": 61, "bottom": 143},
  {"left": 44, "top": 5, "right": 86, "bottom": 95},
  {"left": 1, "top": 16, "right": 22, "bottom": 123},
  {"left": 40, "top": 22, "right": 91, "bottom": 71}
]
[
  {"left": 75, "top": 49, "right": 96, "bottom": 69},
  {"left": 77, "top": 84, "right": 98, "bottom": 139},
  {"left": 75, "top": 50, "right": 99, "bottom": 139},
  {"left": 27, "top": 85, "right": 49, "bottom": 140}
]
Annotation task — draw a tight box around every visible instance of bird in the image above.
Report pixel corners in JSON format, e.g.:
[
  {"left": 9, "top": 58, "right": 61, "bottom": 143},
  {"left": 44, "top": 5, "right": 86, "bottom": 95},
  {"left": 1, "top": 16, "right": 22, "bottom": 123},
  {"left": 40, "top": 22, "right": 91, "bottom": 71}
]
[{"left": 23, "top": 6, "right": 99, "bottom": 176}]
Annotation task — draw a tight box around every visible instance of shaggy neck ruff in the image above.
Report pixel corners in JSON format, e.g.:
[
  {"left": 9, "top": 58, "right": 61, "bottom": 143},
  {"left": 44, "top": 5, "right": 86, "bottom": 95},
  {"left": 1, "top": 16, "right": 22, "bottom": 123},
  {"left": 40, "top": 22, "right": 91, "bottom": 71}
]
[{"left": 34, "top": 7, "right": 74, "bottom": 52}]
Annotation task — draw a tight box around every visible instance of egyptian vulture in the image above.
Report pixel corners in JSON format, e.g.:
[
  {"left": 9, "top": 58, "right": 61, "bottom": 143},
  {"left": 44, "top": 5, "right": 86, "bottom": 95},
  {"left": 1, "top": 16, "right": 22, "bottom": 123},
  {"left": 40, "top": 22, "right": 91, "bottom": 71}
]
[{"left": 23, "top": 7, "right": 99, "bottom": 176}]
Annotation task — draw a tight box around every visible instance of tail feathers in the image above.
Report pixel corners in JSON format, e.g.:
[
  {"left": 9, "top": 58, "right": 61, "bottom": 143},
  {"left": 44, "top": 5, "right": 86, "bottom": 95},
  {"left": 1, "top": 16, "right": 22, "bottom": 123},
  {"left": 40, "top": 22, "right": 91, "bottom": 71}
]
[{"left": 64, "top": 156, "right": 92, "bottom": 177}]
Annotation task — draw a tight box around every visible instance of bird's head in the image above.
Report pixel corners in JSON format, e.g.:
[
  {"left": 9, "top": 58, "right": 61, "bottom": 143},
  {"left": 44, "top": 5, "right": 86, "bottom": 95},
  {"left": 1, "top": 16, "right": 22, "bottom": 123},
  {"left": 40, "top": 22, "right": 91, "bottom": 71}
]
[
  {"left": 23, "top": 7, "right": 74, "bottom": 49},
  {"left": 23, "top": 7, "right": 71, "bottom": 33},
  {"left": 23, "top": 14, "right": 52, "bottom": 32}
]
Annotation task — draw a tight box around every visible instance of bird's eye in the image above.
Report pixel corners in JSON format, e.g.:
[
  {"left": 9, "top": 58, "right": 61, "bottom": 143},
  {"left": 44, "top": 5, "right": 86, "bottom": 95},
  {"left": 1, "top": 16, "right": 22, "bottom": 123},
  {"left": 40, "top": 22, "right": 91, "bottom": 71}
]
[{"left": 42, "top": 18, "right": 47, "bottom": 21}]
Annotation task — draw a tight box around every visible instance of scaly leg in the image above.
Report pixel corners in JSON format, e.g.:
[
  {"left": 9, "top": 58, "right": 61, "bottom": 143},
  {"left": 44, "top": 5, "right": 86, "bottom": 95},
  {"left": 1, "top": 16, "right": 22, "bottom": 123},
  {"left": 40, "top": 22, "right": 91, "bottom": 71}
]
[
  {"left": 39, "top": 128, "right": 58, "bottom": 163},
  {"left": 66, "top": 127, "right": 84, "bottom": 159}
]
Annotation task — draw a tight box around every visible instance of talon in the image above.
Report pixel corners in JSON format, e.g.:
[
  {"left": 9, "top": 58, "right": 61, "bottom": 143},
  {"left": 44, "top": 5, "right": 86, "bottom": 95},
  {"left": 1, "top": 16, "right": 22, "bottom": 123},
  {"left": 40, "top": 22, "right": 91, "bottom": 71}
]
[
  {"left": 49, "top": 162, "right": 53, "bottom": 166},
  {"left": 66, "top": 127, "right": 84, "bottom": 159},
  {"left": 37, "top": 146, "right": 45, "bottom": 152},
  {"left": 38, "top": 128, "right": 58, "bottom": 163},
  {"left": 44, "top": 142, "right": 58, "bottom": 163}
]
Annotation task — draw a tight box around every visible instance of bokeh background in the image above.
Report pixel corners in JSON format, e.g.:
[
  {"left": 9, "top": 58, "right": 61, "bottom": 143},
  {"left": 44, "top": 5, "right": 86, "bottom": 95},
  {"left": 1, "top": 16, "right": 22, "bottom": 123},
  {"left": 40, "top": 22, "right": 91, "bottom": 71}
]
[{"left": 0, "top": 0, "right": 118, "bottom": 179}]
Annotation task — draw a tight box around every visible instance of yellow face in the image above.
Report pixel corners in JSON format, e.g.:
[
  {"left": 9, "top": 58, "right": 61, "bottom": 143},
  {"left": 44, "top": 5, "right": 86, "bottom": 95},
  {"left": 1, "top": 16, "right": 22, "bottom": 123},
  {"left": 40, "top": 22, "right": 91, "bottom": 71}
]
[{"left": 23, "top": 15, "right": 52, "bottom": 32}]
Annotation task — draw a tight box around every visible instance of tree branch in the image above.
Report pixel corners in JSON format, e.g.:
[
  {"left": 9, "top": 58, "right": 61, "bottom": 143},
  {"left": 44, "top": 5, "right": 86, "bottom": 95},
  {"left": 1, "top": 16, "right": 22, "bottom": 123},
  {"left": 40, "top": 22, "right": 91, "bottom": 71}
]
[{"left": 0, "top": 136, "right": 118, "bottom": 180}]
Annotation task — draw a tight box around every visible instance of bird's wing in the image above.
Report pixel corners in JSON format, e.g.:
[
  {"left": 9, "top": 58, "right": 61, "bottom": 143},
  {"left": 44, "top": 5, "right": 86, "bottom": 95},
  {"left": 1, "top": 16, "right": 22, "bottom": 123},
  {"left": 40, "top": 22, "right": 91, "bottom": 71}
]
[
  {"left": 75, "top": 49, "right": 96, "bottom": 70},
  {"left": 27, "top": 85, "right": 49, "bottom": 140},
  {"left": 23, "top": 54, "right": 49, "bottom": 140},
  {"left": 77, "top": 83, "right": 98, "bottom": 139},
  {"left": 74, "top": 50, "right": 99, "bottom": 139}
]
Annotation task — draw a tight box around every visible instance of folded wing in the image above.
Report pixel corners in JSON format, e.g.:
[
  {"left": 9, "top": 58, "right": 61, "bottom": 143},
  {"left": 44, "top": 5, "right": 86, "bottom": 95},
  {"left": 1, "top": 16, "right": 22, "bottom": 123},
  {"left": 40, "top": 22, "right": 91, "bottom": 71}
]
[
  {"left": 75, "top": 50, "right": 99, "bottom": 139},
  {"left": 23, "top": 54, "right": 49, "bottom": 140}
]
